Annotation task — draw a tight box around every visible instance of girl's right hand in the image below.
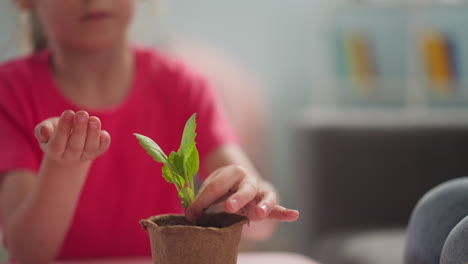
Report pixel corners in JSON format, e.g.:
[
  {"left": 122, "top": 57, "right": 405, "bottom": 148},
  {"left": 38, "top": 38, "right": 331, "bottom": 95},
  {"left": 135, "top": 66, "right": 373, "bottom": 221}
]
[{"left": 34, "top": 110, "right": 111, "bottom": 165}]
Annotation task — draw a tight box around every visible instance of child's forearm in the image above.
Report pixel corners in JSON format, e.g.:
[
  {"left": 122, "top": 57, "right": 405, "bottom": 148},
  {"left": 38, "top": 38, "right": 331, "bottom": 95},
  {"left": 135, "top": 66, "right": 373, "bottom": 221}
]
[
  {"left": 5, "top": 157, "right": 91, "bottom": 264},
  {"left": 4, "top": 110, "right": 110, "bottom": 263}
]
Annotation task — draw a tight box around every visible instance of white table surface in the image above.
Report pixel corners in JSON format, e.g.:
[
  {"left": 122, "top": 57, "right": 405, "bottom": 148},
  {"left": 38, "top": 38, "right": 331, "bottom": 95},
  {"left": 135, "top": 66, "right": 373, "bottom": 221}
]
[{"left": 54, "top": 252, "right": 319, "bottom": 264}]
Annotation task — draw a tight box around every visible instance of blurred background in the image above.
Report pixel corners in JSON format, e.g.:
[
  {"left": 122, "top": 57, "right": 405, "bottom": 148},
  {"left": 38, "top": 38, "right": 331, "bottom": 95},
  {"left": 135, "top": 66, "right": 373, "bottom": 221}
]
[{"left": 3, "top": 0, "right": 468, "bottom": 263}]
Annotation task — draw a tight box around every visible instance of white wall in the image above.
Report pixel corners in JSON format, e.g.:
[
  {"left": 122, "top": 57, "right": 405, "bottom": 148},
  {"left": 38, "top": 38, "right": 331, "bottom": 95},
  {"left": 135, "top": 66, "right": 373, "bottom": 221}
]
[{"left": 0, "top": 1, "right": 21, "bottom": 62}]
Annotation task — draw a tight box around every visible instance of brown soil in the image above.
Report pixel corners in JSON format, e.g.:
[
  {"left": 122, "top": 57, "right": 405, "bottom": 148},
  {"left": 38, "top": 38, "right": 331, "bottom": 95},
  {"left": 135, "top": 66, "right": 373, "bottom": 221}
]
[{"left": 152, "top": 212, "right": 248, "bottom": 228}]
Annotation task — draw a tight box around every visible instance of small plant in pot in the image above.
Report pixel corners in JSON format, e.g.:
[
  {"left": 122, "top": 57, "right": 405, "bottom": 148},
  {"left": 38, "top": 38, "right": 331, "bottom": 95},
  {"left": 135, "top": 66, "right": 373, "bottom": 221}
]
[{"left": 134, "top": 113, "right": 249, "bottom": 264}]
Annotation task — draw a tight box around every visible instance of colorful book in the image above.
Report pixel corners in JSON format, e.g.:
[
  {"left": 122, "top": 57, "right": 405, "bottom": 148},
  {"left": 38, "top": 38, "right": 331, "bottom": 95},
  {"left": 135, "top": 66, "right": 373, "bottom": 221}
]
[
  {"left": 421, "top": 31, "right": 457, "bottom": 96},
  {"left": 343, "top": 32, "right": 378, "bottom": 95}
]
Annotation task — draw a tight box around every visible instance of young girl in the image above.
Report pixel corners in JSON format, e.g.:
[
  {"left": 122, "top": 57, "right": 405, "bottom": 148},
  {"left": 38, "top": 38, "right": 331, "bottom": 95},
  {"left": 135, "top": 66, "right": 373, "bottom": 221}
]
[{"left": 0, "top": 0, "right": 299, "bottom": 263}]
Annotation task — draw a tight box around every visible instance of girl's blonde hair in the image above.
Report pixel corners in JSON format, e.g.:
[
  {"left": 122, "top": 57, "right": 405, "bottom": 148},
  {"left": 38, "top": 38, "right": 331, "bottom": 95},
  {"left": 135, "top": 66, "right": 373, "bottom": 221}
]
[
  {"left": 29, "top": 10, "right": 47, "bottom": 53},
  {"left": 17, "top": 9, "right": 47, "bottom": 54}
]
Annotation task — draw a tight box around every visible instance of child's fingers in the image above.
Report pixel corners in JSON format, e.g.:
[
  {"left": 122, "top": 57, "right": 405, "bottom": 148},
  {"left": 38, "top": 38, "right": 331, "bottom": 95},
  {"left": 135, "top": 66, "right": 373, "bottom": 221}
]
[
  {"left": 267, "top": 205, "right": 300, "bottom": 222},
  {"left": 224, "top": 179, "right": 258, "bottom": 214},
  {"left": 34, "top": 121, "right": 52, "bottom": 143},
  {"left": 81, "top": 116, "right": 101, "bottom": 160},
  {"left": 254, "top": 191, "right": 277, "bottom": 220},
  {"left": 236, "top": 200, "right": 258, "bottom": 219},
  {"left": 98, "top": 130, "right": 111, "bottom": 154},
  {"left": 62, "top": 111, "right": 89, "bottom": 161},
  {"left": 48, "top": 110, "right": 75, "bottom": 155},
  {"left": 43, "top": 117, "right": 59, "bottom": 141},
  {"left": 186, "top": 166, "right": 245, "bottom": 221}
]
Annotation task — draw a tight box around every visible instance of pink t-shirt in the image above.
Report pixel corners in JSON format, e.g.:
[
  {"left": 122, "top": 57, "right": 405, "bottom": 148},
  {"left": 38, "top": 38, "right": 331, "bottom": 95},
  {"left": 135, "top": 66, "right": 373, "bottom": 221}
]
[{"left": 0, "top": 47, "right": 239, "bottom": 259}]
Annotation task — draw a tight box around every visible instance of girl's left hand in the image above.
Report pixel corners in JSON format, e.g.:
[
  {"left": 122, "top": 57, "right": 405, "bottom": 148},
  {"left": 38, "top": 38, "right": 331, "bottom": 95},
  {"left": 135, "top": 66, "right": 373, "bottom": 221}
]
[{"left": 185, "top": 165, "right": 299, "bottom": 222}]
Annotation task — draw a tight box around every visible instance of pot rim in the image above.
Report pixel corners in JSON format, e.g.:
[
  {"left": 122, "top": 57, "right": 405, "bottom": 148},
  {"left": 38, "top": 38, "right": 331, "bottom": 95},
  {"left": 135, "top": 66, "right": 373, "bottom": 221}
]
[{"left": 140, "top": 213, "right": 249, "bottom": 232}]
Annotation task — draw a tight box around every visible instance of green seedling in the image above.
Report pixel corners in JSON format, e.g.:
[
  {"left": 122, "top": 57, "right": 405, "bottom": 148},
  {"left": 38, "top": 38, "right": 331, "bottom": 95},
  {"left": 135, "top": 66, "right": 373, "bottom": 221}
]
[{"left": 134, "top": 113, "right": 199, "bottom": 208}]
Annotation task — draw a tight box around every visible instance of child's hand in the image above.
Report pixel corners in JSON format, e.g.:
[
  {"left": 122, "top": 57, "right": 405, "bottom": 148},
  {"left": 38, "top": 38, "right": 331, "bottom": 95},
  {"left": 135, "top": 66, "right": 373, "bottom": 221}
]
[
  {"left": 34, "top": 110, "right": 111, "bottom": 165},
  {"left": 186, "top": 165, "right": 300, "bottom": 222}
]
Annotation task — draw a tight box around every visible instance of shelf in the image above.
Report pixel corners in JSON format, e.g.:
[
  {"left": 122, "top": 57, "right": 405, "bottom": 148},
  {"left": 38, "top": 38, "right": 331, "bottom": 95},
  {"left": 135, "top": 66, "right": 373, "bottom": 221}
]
[{"left": 295, "top": 107, "right": 468, "bottom": 128}]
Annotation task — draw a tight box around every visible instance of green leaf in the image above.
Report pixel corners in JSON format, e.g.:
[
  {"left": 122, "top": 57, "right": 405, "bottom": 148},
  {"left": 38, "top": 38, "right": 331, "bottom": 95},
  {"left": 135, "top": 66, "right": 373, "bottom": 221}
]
[
  {"left": 161, "top": 164, "right": 175, "bottom": 184},
  {"left": 179, "top": 113, "right": 197, "bottom": 158},
  {"left": 134, "top": 133, "right": 168, "bottom": 164},
  {"left": 185, "top": 146, "right": 199, "bottom": 180},
  {"left": 169, "top": 151, "right": 183, "bottom": 175},
  {"left": 177, "top": 114, "right": 199, "bottom": 187},
  {"left": 178, "top": 187, "right": 195, "bottom": 208},
  {"left": 133, "top": 113, "right": 200, "bottom": 209},
  {"left": 168, "top": 151, "right": 185, "bottom": 187}
]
